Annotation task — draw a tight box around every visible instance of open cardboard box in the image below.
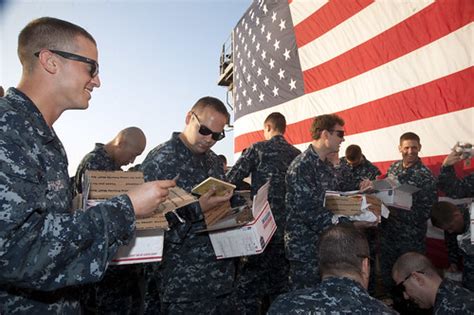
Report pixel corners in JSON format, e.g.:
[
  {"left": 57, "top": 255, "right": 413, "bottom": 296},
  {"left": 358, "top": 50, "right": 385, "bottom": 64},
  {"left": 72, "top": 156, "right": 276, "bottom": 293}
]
[
  {"left": 372, "top": 177, "right": 420, "bottom": 210},
  {"left": 324, "top": 192, "right": 387, "bottom": 222},
  {"left": 82, "top": 171, "right": 165, "bottom": 264},
  {"left": 202, "top": 182, "right": 276, "bottom": 259}
]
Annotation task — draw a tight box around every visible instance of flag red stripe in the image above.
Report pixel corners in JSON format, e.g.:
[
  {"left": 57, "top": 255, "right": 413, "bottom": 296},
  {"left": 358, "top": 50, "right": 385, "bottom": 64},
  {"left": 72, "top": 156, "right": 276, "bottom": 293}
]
[
  {"left": 294, "top": 0, "right": 374, "bottom": 48},
  {"left": 302, "top": 0, "right": 473, "bottom": 94},
  {"left": 234, "top": 68, "right": 473, "bottom": 152}
]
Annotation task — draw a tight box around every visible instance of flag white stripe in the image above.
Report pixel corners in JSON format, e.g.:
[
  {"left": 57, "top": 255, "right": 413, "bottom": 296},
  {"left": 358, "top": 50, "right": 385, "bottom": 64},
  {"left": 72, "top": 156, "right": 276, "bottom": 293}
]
[
  {"left": 233, "top": 108, "right": 474, "bottom": 162},
  {"left": 289, "top": 0, "right": 328, "bottom": 27},
  {"left": 234, "top": 23, "right": 473, "bottom": 137},
  {"left": 298, "top": 0, "right": 434, "bottom": 70}
]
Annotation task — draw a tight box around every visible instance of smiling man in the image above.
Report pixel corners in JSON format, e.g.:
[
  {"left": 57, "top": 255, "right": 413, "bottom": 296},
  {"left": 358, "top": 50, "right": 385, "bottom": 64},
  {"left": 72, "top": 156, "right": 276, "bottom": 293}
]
[
  {"left": 380, "top": 132, "right": 437, "bottom": 299},
  {"left": 284, "top": 114, "right": 349, "bottom": 290},
  {"left": 0, "top": 17, "right": 174, "bottom": 314}
]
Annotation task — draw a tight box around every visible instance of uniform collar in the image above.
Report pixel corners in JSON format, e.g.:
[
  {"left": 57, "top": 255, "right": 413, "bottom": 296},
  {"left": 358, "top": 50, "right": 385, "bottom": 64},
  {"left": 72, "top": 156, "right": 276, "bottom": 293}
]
[{"left": 5, "top": 87, "right": 56, "bottom": 144}]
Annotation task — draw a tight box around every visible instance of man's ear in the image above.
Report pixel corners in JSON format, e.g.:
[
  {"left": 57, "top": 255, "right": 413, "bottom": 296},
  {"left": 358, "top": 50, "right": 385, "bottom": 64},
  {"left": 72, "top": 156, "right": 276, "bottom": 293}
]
[
  {"left": 37, "top": 50, "right": 58, "bottom": 74},
  {"left": 412, "top": 271, "right": 426, "bottom": 287},
  {"left": 185, "top": 112, "right": 192, "bottom": 125}
]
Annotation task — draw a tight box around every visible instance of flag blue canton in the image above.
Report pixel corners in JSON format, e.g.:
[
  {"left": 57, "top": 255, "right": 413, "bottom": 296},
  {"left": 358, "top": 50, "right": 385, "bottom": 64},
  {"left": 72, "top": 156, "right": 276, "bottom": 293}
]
[{"left": 233, "top": 0, "right": 305, "bottom": 120}]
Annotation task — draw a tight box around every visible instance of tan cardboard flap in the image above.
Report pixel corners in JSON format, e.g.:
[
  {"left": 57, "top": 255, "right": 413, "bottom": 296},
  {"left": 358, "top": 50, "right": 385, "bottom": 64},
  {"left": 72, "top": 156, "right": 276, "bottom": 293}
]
[
  {"left": 325, "top": 194, "right": 382, "bottom": 218},
  {"left": 325, "top": 195, "right": 364, "bottom": 216},
  {"left": 85, "top": 170, "right": 144, "bottom": 199}
]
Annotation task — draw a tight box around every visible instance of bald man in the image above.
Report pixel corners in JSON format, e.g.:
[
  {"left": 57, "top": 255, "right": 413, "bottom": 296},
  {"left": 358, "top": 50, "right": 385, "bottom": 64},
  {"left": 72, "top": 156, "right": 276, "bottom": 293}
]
[
  {"left": 74, "top": 126, "right": 146, "bottom": 194},
  {"left": 74, "top": 127, "right": 147, "bottom": 314}
]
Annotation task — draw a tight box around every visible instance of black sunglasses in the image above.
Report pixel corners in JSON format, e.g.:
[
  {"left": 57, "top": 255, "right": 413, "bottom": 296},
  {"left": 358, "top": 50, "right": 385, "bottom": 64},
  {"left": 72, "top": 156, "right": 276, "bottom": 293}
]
[
  {"left": 393, "top": 270, "right": 425, "bottom": 295},
  {"left": 328, "top": 129, "right": 345, "bottom": 138},
  {"left": 192, "top": 112, "right": 225, "bottom": 141},
  {"left": 34, "top": 49, "right": 99, "bottom": 78}
]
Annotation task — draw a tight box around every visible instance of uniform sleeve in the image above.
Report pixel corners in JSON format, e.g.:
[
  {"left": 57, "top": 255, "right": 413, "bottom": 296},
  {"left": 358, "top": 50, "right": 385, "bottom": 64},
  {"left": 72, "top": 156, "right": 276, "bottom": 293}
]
[
  {"left": 0, "top": 166, "right": 135, "bottom": 290},
  {"left": 225, "top": 146, "right": 257, "bottom": 185},
  {"left": 438, "top": 165, "right": 474, "bottom": 198}
]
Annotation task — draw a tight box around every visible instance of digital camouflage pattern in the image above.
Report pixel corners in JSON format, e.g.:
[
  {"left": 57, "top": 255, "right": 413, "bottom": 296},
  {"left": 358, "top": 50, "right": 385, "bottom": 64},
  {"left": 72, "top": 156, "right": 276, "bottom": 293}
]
[
  {"left": 338, "top": 155, "right": 381, "bottom": 294},
  {"left": 380, "top": 160, "right": 437, "bottom": 294},
  {"left": 443, "top": 207, "right": 474, "bottom": 291},
  {"left": 339, "top": 156, "right": 381, "bottom": 191},
  {"left": 141, "top": 132, "right": 238, "bottom": 312},
  {"left": 456, "top": 208, "right": 474, "bottom": 291},
  {"left": 284, "top": 145, "right": 339, "bottom": 290},
  {"left": 437, "top": 165, "right": 474, "bottom": 198},
  {"left": 74, "top": 143, "right": 120, "bottom": 194},
  {"left": 267, "top": 277, "right": 398, "bottom": 315},
  {"left": 226, "top": 135, "right": 300, "bottom": 312},
  {"left": 0, "top": 88, "right": 136, "bottom": 314},
  {"left": 434, "top": 279, "right": 474, "bottom": 315},
  {"left": 75, "top": 145, "right": 143, "bottom": 314}
]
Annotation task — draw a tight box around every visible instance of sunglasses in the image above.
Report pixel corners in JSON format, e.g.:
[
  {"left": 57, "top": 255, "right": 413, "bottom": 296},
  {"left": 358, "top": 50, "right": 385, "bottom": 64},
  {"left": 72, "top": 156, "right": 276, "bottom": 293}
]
[
  {"left": 34, "top": 49, "right": 99, "bottom": 78},
  {"left": 192, "top": 112, "right": 225, "bottom": 141},
  {"left": 328, "top": 129, "right": 345, "bottom": 138},
  {"left": 393, "top": 270, "right": 424, "bottom": 296}
]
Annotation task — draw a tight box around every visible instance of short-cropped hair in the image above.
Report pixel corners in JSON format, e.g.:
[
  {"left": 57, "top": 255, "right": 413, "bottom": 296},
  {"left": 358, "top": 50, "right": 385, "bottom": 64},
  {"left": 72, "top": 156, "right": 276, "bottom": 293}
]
[
  {"left": 191, "top": 96, "right": 230, "bottom": 124},
  {"left": 264, "top": 112, "right": 287, "bottom": 134},
  {"left": 345, "top": 145, "right": 362, "bottom": 162},
  {"left": 319, "top": 223, "right": 369, "bottom": 278},
  {"left": 431, "top": 201, "right": 458, "bottom": 228},
  {"left": 392, "top": 252, "right": 437, "bottom": 279},
  {"left": 310, "top": 114, "right": 344, "bottom": 140},
  {"left": 18, "top": 17, "right": 96, "bottom": 72},
  {"left": 400, "top": 132, "right": 420, "bottom": 145}
]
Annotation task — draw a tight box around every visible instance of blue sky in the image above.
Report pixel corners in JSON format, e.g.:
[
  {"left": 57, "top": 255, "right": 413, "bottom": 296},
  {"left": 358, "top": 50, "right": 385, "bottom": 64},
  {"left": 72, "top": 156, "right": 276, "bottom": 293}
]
[{"left": 0, "top": 0, "right": 250, "bottom": 174}]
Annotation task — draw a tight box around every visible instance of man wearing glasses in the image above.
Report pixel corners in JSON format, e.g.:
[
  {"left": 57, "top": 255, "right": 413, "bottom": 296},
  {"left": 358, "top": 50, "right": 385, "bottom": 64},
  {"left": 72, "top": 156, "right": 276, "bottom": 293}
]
[
  {"left": 392, "top": 252, "right": 474, "bottom": 314},
  {"left": 380, "top": 132, "right": 437, "bottom": 300},
  {"left": 141, "top": 97, "right": 240, "bottom": 314},
  {"left": 284, "top": 114, "right": 350, "bottom": 291},
  {"left": 269, "top": 224, "right": 397, "bottom": 314},
  {"left": 0, "top": 17, "right": 174, "bottom": 314}
]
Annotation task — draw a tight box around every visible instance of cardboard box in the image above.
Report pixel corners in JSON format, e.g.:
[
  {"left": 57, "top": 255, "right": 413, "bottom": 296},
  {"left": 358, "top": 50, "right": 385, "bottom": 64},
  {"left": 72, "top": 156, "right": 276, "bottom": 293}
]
[
  {"left": 206, "top": 182, "right": 276, "bottom": 259},
  {"left": 83, "top": 170, "right": 144, "bottom": 200},
  {"left": 372, "top": 178, "right": 420, "bottom": 210},
  {"left": 324, "top": 193, "right": 383, "bottom": 221},
  {"left": 83, "top": 170, "right": 197, "bottom": 230},
  {"left": 110, "top": 229, "right": 164, "bottom": 265}
]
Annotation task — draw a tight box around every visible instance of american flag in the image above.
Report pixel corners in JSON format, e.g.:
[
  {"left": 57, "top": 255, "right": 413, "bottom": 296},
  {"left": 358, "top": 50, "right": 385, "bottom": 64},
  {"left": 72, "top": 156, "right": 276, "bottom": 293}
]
[{"left": 232, "top": 0, "right": 473, "bottom": 175}]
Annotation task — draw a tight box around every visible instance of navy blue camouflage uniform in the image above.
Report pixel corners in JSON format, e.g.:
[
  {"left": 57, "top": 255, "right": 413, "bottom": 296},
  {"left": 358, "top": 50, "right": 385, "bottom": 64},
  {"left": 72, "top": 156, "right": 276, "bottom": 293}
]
[
  {"left": 225, "top": 135, "right": 300, "bottom": 311},
  {"left": 74, "top": 143, "right": 120, "bottom": 194},
  {"left": 0, "top": 88, "right": 136, "bottom": 314},
  {"left": 267, "top": 276, "right": 398, "bottom": 314},
  {"left": 443, "top": 207, "right": 474, "bottom": 291},
  {"left": 434, "top": 279, "right": 474, "bottom": 314},
  {"left": 339, "top": 156, "right": 381, "bottom": 190},
  {"left": 437, "top": 164, "right": 474, "bottom": 198},
  {"left": 339, "top": 155, "right": 381, "bottom": 294},
  {"left": 285, "top": 145, "right": 345, "bottom": 291},
  {"left": 380, "top": 159, "right": 437, "bottom": 295},
  {"left": 141, "top": 132, "right": 239, "bottom": 314},
  {"left": 74, "top": 144, "right": 143, "bottom": 314}
]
